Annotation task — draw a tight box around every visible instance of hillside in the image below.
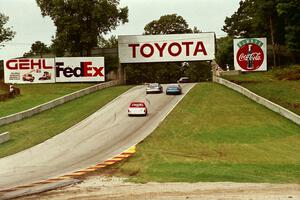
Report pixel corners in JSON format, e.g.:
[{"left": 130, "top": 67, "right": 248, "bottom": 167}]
[
  {"left": 107, "top": 83, "right": 300, "bottom": 183},
  {"left": 222, "top": 65, "right": 300, "bottom": 115}
]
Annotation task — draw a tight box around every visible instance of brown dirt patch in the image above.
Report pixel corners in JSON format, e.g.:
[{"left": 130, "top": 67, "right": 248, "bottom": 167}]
[{"left": 20, "top": 176, "right": 300, "bottom": 200}]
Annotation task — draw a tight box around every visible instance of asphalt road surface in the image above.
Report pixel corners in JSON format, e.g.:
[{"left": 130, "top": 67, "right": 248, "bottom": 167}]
[{"left": 0, "top": 83, "right": 195, "bottom": 190}]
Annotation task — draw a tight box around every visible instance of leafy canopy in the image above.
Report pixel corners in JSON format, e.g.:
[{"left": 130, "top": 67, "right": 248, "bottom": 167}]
[
  {"left": 98, "top": 35, "right": 118, "bottom": 48},
  {"left": 0, "top": 13, "right": 15, "bottom": 48},
  {"left": 36, "top": 0, "right": 128, "bottom": 56},
  {"left": 222, "top": 0, "right": 299, "bottom": 50},
  {"left": 277, "top": 0, "right": 300, "bottom": 50},
  {"left": 144, "top": 14, "right": 197, "bottom": 35},
  {"left": 23, "top": 41, "right": 50, "bottom": 57}
]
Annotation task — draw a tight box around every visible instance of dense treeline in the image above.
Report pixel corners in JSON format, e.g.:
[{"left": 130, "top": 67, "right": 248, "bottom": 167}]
[
  {"left": 125, "top": 62, "right": 212, "bottom": 84},
  {"left": 216, "top": 0, "right": 300, "bottom": 69}
]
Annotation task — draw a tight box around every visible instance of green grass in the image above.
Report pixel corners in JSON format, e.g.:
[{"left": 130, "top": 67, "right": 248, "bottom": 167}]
[
  {"left": 222, "top": 65, "right": 300, "bottom": 115},
  {"left": 109, "top": 83, "right": 300, "bottom": 183},
  {"left": 0, "top": 85, "right": 132, "bottom": 158},
  {"left": 0, "top": 83, "right": 95, "bottom": 117}
]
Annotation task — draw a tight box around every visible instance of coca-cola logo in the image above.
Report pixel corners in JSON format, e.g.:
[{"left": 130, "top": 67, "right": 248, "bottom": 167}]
[{"left": 236, "top": 43, "right": 264, "bottom": 71}]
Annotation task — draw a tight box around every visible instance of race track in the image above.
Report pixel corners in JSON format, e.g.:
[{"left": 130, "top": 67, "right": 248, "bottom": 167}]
[{"left": 0, "top": 83, "right": 195, "bottom": 190}]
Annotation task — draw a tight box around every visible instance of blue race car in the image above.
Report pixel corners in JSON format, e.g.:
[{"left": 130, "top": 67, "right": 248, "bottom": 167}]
[{"left": 166, "top": 84, "right": 182, "bottom": 95}]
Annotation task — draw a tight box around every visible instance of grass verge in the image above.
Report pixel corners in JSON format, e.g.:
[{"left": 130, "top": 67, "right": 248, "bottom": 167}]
[
  {"left": 109, "top": 83, "right": 300, "bottom": 183},
  {"left": 0, "top": 85, "right": 132, "bottom": 158},
  {"left": 222, "top": 65, "right": 300, "bottom": 115},
  {"left": 0, "top": 83, "right": 95, "bottom": 117}
]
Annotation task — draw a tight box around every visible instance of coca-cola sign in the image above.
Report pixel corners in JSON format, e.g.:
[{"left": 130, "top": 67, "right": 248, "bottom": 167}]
[{"left": 234, "top": 38, "right": 267, "bottom": 71}]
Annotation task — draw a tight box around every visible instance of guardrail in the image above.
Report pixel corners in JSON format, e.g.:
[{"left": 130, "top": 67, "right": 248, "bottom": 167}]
[
  {"left": 0, "top": 80, "right": 120, "bottom": 126},
  {"left": 213, "top": 76, "right": 300, "bottom": 126}
]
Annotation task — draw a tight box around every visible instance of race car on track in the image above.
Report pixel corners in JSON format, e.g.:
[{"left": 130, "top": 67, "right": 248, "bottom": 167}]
[
  {"left": 177, "top": 77, "right": 190, "bottom": 83},
  {"left": 146, "top": 83, "right": 163, "bottom": 94},
  {"left": 128, "top": 102, "right": 148, "bottom": 116},
  {"left": 166, "top": 84, "right": 182, "bottom": 95}
]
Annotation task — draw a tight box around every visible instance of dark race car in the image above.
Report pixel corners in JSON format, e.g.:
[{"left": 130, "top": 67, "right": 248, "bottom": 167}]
[{"left": 178, "top": 77, "right": 190, "bottom": 83}]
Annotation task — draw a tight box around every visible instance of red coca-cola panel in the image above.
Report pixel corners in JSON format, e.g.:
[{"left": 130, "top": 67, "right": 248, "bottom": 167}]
[{"left": 236, "top": 43, "right": 264, "bottom": 71}]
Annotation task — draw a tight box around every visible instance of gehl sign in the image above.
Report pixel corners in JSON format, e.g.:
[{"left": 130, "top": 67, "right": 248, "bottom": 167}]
[
  {"left": 118, "top": 33, "right": 215, "bottom": 63},
  {"left": 4, "top": 57, "right": 105, "bottom": 84}
]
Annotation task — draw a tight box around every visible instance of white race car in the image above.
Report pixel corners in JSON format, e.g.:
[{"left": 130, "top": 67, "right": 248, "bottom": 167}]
[
  {"left": 128, "top": 102, "right": 148, "bottom": 116},
  {"left": 146, "top": 83, "right": 163, "bottom": 94}
]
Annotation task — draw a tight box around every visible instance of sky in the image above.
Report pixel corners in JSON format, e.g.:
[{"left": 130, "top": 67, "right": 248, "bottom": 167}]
[{"left": 0, "top": 0, "right": 240, "bottom": 60}]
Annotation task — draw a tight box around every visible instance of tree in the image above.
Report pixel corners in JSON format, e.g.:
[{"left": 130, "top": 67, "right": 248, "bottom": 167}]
[
  {"left": 222, "top": 0, "right": 283, "bottom": 40},
  {"left": 215, "top": 36, "right": 234, "bottom": 69},
  {"left": 222, "top": 0, "right": 258, "bottom": 37},
  {"left": 144, "top": 14, "right": 193, "bottom": 35},
  {"left": 254, "top": 0, "right": 286, "bottom": 67},
  {"left": 97, "top": 35, "right": 119, "bottom": 75},
  {"left": 0, "top": 13, "right": 15, "bottom": 48},
  {"left": 36, "top": 0, "right": 128, "bottom": 56},
  {"left": 23, "top": 41, "right": 50, "bottom": 57},
  {"left": 125, "top": 62, "right": 183, "bottom": 84},
  {"left": 98, "top": 35, "right": 118, "bottom": 48},
  {"left": 185, "top": 62, "right": 212, "bottom": 82},
  {"left": 277, "top": 0, "right": 300, "bottom": 50},
  {"left": 222, "top": 0, "right": 289, "bottom": 66}
]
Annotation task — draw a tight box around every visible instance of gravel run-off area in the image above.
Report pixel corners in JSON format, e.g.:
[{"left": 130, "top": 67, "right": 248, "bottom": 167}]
[{"left": 21, "top": 176, "right": 300, "bottom": 200}]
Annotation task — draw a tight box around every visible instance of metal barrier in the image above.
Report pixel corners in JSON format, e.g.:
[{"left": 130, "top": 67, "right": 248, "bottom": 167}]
[
  {"left": 0, "top": 80, "right": 120, "bottom": 126},
  {"left": 213, "top": 76, "right": 300, "bottom": 126},
  {"left": 0, "top": 132, "right": 10, "bottom": 144}
]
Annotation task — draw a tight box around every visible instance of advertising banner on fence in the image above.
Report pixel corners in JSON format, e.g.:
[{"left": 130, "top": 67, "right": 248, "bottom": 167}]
[
  {"left": 234, "top": 38, "right": 267, "bottom": 71},
  {"left": 118, "top": 33, "right": 215, "bottom": 63},
  {"left": 55, "top": 57, "right": 105, "bottom": 82},
  {"left": 4, "top": 58, "right": 55, "bottom": 84}
]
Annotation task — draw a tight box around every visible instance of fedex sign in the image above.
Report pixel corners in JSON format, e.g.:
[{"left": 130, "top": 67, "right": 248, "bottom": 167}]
[
  {"left": 55, "top": 57, "right": 105, "bottom": 82},
  {"left": 118, "top": 33, "right": 215, "bottom": 63}
]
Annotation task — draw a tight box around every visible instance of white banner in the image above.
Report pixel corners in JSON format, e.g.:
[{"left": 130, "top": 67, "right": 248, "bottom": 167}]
[
  {"left": 234, "top": 38, "right": 267, "bottom": 71},
  {"left": 118, "top": 33, "right": 215, "bottom": 63},
  {"left": 55, "top": 57, "right": 105, "bottom": 82},
  {"left": 4, "top": 58, "right": 55, "bottom": 84}
]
